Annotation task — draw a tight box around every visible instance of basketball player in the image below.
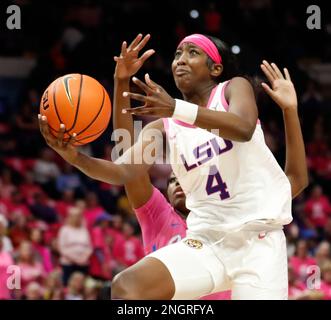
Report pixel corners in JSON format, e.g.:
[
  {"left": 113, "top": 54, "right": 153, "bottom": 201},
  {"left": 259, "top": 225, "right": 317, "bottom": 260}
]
[{"left": 39, "top": 33, "right": 308, "bottom": 299}]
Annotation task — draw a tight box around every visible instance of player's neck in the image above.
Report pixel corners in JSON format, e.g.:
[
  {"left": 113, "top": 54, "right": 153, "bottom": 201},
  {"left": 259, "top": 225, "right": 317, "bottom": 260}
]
[{"left": 182, "top": 82, "right": 217, "bottom": 106}]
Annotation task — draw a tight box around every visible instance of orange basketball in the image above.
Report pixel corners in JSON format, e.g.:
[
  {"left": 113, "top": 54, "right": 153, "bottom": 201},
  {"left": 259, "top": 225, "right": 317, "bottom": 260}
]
[{"left": 40, "top": 74, "right": 111, "bottom": 146}]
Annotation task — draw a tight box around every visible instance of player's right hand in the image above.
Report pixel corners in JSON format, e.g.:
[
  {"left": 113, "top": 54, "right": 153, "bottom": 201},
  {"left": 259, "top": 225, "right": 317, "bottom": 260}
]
[
  {"left": 38, "top": 114, "right": 79, "bottom": 165},
  {"left": 114, "top": 34, "right": 155, "bottom": 80}
]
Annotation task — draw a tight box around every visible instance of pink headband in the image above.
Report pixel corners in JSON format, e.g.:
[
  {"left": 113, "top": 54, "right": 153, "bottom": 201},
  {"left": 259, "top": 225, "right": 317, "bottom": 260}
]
[{"left": 178, "top": 34, "right": 222, "bottom": 64}]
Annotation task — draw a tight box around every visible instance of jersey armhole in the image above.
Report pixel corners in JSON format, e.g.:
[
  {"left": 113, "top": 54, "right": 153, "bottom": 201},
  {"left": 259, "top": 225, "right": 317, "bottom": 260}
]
[{"left": 222, "top": 80, "right": 231, "bottom": 111}]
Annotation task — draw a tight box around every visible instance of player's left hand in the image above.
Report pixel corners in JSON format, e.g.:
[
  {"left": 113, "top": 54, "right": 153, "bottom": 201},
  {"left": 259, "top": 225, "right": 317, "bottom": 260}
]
[{"left": 122, "top": 74, "right": 176, "bottom": 118}]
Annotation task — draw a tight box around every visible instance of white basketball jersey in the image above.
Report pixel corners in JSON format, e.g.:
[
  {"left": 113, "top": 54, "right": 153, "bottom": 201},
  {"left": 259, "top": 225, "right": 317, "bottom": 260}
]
[{"left": 164, "top": 81, "right": 292, "bottom": 234}]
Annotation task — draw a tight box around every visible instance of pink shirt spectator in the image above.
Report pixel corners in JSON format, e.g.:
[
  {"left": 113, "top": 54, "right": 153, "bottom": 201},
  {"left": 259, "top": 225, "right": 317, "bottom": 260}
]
[
  {"left": 305, "top": 195, "right": 331, "bottom": 227},
  {"left": 32, "top": 242, "right": 53, "bottom": 273},
  {"left": 89, "top": 226, "right": 113, "bottom": 280},
  {"left": 57, "top": 225, "right": 92, "bottom": 266},
  {"left": 320, "top": 281, "right": 331, "bottom": 300},
  {"left": 288, "top": 281, "right": 307, "bottom": 299},
  {"left": 0, "top": 251, "right": 14, "bottom": 299},
  {"left": 18, "top": 261, "right": 45, "bottom": 292},
  {"left": 109, "top": 228, "right": 125, "bottom": 262},
  {"left": 135, "top": 187, "right": 231, "bottom": 300},
  {"left": 84, "top": 207, "right": 104, "bottom": 231},
  {"left": 19, "top": 183, "right": 43, "bottom": 205},
  {"left": 6, "top": 201, "right": 31, "bottom": 219},
  {"left": 118, "top": 236, "right": 145, "bottom": 267},
  {"left": 289, "top": 256, "right": 317, "bottom": 282},
  {"left": 55, "top": 201, "right": 73, "bottom": 221}
]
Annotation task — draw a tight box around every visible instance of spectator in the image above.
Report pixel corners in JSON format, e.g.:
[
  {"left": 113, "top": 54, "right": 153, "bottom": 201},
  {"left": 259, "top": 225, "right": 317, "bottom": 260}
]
[
  {"left": 16, "top": 240, "right": 46, "bottom": 293},
  {"left": 288, "top": 265, "right": 307, "bottom": 300},
  {"left": 320, "top": 261, "right": 331, "bottom": 300},
  {"left": 0, "top": 236, "right": 14, "bottom": 300},
  {"left": 203, "top": 2, "right": 222, "bottom": 35},
  {"left": 29, "top": 192, "right": 58, "bottom": 224},
  {"left": 304, "top": 185, "right": 331, "bottom": 239},
  {"left": 43, "top": 271, "right": 64, "bottom": 300},
  {"left": 289, "top": 239, "right": 317, "bottom": 283},
  {"left": 64, "top": 272, "right": 85, "bottom": 300},
  {"left": 57, "top": 206, "right": 92, "bottom": 285},
  {"left": 315, "top": 241, "right": 331, "bottom": 268},
  {"left": 0, "top": 168, "right": 16, "bottom": 201},
  {"left": 84, "top": 277, "right": 102, "bottom": 300},
  {"left": 114, "top": 221, "right": 144, "bottom": 270},
  {"left": 7, "top": 190, "right": 31, "bottom": 221},
  {"left": 55, "top": 163, "right": 84, "bottom": 196},
  {"left": 9, "top": 215, "right": 30, "bottom": 249},
  {"left": 24, "top": 282, "right": 43, "bottom": 300},
  {"left": 0, "top": 214, "right": 13, "bottom": 252},
  {"left": 89, "top": 214, "right": 113, "bottom": 281},
  {"left": 83, "top": 192, "right": 104, "bottom": 231},
  {"left": 33, "top": 148, "right": 60, "bottom": 197},
  {"left": 14, "top": 103, "right": 40, "bottom": 157},
  {"left": 55, "top": 189, "right": 76, "bottom": 222},
  {"left": 30, "top": 227, "right": 53, "bottom": 273},
  {"left": 325, "top": 218, "right": 331, "bottom": 243},
  {"left": 19, "top": 171, "right": 44, "bottom": 205}
]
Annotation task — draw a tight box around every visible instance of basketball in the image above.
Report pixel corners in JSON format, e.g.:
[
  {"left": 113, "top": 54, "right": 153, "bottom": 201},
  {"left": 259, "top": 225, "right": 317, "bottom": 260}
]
[{"left": 40, "top": 74, "right": 111, "bottom": 146}]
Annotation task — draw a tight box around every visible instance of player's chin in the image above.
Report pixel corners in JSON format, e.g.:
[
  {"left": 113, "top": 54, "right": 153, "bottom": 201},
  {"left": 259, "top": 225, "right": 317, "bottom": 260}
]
[
  {"left": 174, "top": 77, "right": 191, "bottom": 90},
  {"left": 174, "top": 196, "right": 186, "bottom": 211}
]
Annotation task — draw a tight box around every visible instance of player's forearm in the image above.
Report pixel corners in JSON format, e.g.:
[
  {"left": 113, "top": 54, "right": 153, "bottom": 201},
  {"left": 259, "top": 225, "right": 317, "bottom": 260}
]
[
  {"left": 283, "top": 108, "right": 308, "bottom": 197},
  {"left": 72, "top": 152, "right": 129, "bottom": 185},
  {"left": 113, "top": 78, "right": 135, "bottom": 149},
  {"left": 195, "top": 107, "right": 255, "bottom": 142}
]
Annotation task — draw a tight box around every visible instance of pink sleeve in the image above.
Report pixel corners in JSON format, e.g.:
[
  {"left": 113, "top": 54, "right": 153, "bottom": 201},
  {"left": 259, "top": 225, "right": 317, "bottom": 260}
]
[
  {"left": 134, "top": 187, "right": 175, "bottom": 247},
  {"left": 43, "top": 248, "right": 53, "bottom": 273},
  {"left": 91, "top": 227, "right": 103, "bottom": 248}
]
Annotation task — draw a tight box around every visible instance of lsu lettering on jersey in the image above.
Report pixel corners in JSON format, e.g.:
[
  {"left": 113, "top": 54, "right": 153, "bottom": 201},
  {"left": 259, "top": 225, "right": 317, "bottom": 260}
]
[{"left": 163, "top": 81, "right": 292, "bottom": 234}]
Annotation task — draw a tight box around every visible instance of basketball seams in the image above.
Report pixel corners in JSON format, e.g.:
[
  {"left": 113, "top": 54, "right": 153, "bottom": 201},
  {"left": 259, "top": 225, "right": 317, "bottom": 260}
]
[
  {"left": 74, "top": 125, "right": 107, "bottom": 144},
  {"left": 76, "top": 86, "right": 106, "bottom": 136},
  {"left": 66, "top": 74, "right": 83, "bottom": 132},
  {"left": 53, "top": 78, "right": 63, "bottom": 125}
]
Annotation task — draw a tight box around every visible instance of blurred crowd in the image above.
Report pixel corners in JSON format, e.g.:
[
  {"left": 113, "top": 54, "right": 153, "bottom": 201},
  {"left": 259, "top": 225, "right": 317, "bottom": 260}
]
[{"left": 0, "top": 0, "right": 331, "bottom": 300}]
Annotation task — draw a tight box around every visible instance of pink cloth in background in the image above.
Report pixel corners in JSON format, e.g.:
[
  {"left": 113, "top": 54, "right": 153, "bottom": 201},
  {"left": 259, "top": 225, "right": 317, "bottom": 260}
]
[
  {"left": 84, "top": 207, "right": 104, "bottom": 231},
  {"left": 289, "top": 256, "right": 317, "bottom": 282},
  {"left": 17, "top": 261, "right": 45, "bottom": 292},
  {"left": 32, "top": 242, "right": 53, "bottom": 273},
  {"left": 89, "top": 226, "right": 113, "bottom": 279},
  {"left": 320, "top": 281, "right": 331, "bottom": 300},
  {"left": 0, "top": 251, "right": 14, "bottom": 299}
]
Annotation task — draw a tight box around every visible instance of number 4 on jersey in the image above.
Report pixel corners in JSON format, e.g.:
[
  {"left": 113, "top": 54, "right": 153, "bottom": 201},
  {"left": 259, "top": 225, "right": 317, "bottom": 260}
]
[{"left": 206, "top": 165, "right": 230, "bottom": 200}]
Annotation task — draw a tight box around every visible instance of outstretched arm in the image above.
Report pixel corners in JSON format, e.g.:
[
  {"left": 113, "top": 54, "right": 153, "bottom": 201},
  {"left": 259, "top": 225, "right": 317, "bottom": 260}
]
[
  {"left": 122, "top": 75, "right": 257, "bottom": 142},
  {"left": 260, "top": 61, "right": 308, "bottom": 198},
  {"left": 38, "top": 115, "right": 163, "bottom": 186},
  {"left": 113, "top": 34, "right": 155, "bottom": 208}
]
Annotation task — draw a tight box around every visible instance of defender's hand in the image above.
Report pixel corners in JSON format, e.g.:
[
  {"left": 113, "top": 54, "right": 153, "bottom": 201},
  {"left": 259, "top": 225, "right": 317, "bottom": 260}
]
[
  {"left": 260, "top": 60, "right": 298, "bottom": 111},
  {"left": 114, "top": 34, "right": 155, "bottom": 80}
]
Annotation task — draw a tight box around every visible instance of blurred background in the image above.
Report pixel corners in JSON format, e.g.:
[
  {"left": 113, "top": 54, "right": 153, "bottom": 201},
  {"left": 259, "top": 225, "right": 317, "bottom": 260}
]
[{"left": 0, "top": 0, "right": 331, "bottom": 300}]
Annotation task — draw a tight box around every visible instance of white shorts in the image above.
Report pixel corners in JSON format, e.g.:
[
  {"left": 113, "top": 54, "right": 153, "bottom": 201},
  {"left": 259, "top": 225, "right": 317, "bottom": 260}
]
[{"left": 147, "top": 229, "right": 288, "bottom": 300}]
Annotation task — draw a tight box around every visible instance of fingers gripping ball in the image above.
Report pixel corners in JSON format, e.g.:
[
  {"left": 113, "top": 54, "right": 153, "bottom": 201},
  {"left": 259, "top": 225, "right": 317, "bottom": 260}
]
[{"left": 40, "top": 74, "right": 111, "bottom": 146}]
